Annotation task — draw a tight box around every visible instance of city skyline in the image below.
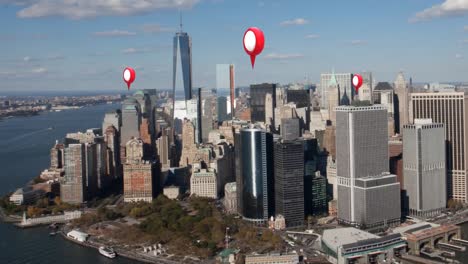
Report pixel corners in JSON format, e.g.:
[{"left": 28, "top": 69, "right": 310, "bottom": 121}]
[{"left": 0, "top": 0, "right": 467, "bottom": 92}]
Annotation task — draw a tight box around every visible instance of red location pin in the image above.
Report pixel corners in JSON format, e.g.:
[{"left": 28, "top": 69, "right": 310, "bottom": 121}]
[
  {"left": 123, "top": 67, "right": 136, "bottom": 90},
  {"left": 352, "top": 74, "right": 363, "bottom": 93},
  {"left": 243, "top": 27, "right": 265, "bottom": 68}
]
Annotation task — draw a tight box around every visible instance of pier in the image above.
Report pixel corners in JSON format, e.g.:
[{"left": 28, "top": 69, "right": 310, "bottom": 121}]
[{"left": 452, "top": 238, "right": 468, "bottom": 245}]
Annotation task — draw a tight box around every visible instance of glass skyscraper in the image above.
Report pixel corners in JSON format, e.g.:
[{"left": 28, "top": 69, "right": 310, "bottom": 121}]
[{"left": 172, "top": 31, "right": 193, "bottom": 102}]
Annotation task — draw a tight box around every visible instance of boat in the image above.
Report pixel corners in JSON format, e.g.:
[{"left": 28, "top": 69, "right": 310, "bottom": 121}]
[
  {"left": 99, "top": 246, "right": 116, "bottom": 258},
  {"left": 49, "top": 232, "right": 57, "bottom": 236}
]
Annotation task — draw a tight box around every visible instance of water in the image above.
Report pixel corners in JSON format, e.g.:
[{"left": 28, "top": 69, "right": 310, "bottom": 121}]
[{"left": 0, "top": 103, "right": 138, "bottom": 264}]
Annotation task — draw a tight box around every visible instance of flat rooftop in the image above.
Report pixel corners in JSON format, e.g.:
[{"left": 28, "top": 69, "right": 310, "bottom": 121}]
[{"left": 322, "top": 227, "right": 379, "bottom": 252}]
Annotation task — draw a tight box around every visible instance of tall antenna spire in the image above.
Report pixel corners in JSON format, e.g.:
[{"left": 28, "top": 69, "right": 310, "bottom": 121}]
[{"left": 179, "top": 11, "right": 183, "bottom": 32}]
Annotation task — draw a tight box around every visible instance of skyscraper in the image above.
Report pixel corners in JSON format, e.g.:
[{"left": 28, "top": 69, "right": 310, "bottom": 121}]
[
  {"left": 403, "top": 119, "right": 446, "bottom": 217},
  {"left": 410, "top": 91, "right": 468, "bottom": 202},
  {"left": 217, "top": 96, "right": 228, "bottom": 123},
  {"left": 336, "top": 106, "right": 401, "bottom": 229},
  {"left": 237, "top": 127, "right": 274, "bottom": 224},
  {"left": 121, "top": 98, "right": 141, "bottom": 148},
  {"left": 394, "top": 72, "right": 409, "bottom": 133},
  {"left": 274, "top": 139, "right": 304, "bottom": 227},
  {"left": 61, "top": 144, "right": 87, "bottom": 204},
  {"left": 123, "top": 138, "right": 157, "bottom": 202},
  {"left": 327, "top": 72, "right": 340, "bottom": 125},
  {"left": 320, "top": 72, "right": 352, "bottom": 108},
  {"left": 250, "top": 83, "right": 276, "bottom": 123},
  {"left": 172, "top": 23, "right": 192, "bottom": 102}
]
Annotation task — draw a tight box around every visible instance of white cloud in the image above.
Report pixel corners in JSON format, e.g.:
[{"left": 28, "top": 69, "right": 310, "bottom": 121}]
[
  {"left": 31, "top": 67, "right": 47, "bottom": 73},
  {"left": 305, "top": 34, "right": 320, "bottom": 39},
  {"left": 93, "top": 30, "right": 136, "bottom": 37},
  {"left": 121, "top": 48, "right": 152, "bottom": 54},
  {"left": 280, "top": 18, "right": 309, "bottom": 26},
  {"left": 141, "top": 24, "right": 174, "bottom": 33},
  {"left": 13, "top": 0, "right": 200, "bottom": 19},
  {"left": 264, "top": 53, "right": 304, "bottom": 60},
  {"left": 410, "top": 0, "right": 468, "bottom": 22},
  {"left": 349, "top": 40, "right": 367, "bottom": 45},
  {"left": 456, "top": 53, "right": 464, "bottom": 59}
]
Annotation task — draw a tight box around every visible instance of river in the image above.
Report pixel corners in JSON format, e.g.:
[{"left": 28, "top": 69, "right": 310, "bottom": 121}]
[{"left": 0, "top": 103, "right": 138, "bottom": 264}]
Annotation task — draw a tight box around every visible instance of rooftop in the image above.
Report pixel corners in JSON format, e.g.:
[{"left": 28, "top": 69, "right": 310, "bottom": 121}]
[{"left": 322, "top": 227, "right": 379, "bottom": 252}]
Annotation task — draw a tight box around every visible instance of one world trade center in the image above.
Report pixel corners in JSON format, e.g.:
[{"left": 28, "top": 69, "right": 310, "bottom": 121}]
[{"left": 172, "top": 22, "right": 193, "bottom": 105}]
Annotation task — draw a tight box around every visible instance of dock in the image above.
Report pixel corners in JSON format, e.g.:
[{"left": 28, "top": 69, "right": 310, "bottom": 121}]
[{"left": 452, "top": 238, "right": 468, "bottom": 245}]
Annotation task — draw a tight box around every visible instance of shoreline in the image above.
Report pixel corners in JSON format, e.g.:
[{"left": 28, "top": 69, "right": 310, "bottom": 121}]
[{"left": 59, "top": 226, "right": 186, "bottom": 264}]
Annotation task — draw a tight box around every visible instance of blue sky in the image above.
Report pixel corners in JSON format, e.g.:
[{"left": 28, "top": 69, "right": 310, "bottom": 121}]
[{"left": 0, "top": 0, "right": 467, "bottom": 92}]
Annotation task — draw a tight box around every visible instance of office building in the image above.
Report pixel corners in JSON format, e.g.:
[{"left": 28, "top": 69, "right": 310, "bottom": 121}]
[
  {"left": 265, "top": 93, "right": 274, "bottom": 128},
  {"left": 217, "top": 96, "right": 228, "bottom": 123},
  {"left": 121, "top": 98, "right": 141, "bottom": 148},
  {"left": 286, "top": 89, "right": 310, "bottom": 108},
  {"left": 336, "top": 106, "right": 401, "bottom": 229},
  {"left": 104, "top": 126, "right": 121, "bottom": 178},
  {"left": 61, "top": 144, "right": 87, "bottom": 204},
  {"left": 395, "top": 72, "right": 409, "bottom": 133},
  {"left": 50, "top": 141, "right": 64, "bottom": 169},
  {"left": 123, "top": 138, "right": 157, "bottom": 202},
  {"left": 410, "top": 91, "right": 468, "bottom": 202},
  {"left": 250, "top": 83, "right": 276, "bottom": 123},
  {"left": 237, "top": 127, "right": 274, "bottom": 224},
  {"left": 327, "top": 72, "right": 340, "bottom": 125},
  {"left": 310, "top": 171, "right": 327, "bottom": 215},
  {"left": 280, "top": 118, "right": 300, "bottom": 141},
  {"left": 403, "top": 119, "right": 446, "bottom": 217},
  {"left": 274, "top": 139, "right": 304, "bottom": 227},
  {"left": 102, "top": 110, "right": 121, "bottom": 133},
  {"left": 320, "top": 72, "right": 352, "bottom": 109},
  {"left": 190, "top": 168, "right": 217, "bottom": 199}
]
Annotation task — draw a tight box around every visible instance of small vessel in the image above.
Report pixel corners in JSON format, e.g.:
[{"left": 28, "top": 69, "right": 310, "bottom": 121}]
[
  {"left": 49, "top": 232, "right": 57, "bottom": 236},
  {"left": 99, "top": 246, "right": 116, "bottom": 258},
  {"left": 47, "top": 126, "right": 54, "bottom": 130}
]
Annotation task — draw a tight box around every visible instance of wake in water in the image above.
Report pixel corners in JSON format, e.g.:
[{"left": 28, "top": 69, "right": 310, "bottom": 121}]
[{"left": 0, "top": 127, "right": 51, "bottom": 147}]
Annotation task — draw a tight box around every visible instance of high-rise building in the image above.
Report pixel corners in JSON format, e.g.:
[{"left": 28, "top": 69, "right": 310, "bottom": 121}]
[
  {"left": 359, "top": 72, "right": 373, "bottom": 102},
  {"left": 250, "top": 83, "right": 276, "bottom": 123},
  {"left": 286, "top": 89, "right": 310, "bottom": 108},
  {"left": 200, "top": 88, "right": 213, "bottom": 143},
  {"left": 403, "top": 119, "right": 446, "bottom": 217},
  {"left": 190, "top": 168, "right": 217, "bottom": 199},
  {"left": 217, "top": 64, "right": 235, "bottom": 117},
  {"left": 280, "top": 118, "right": 300, "bottom": 141},
  {"left": 274, "top": 139, "right": 304, "bottom": 227},
  {"left": 265, "top": 93, "right": 274, "bottom": 128},
  {"left": 123, "top": 138, "right": 157, "bottom": 202},
  {"left": 102, "top": 110, "right": 121, "bottom": 133},
  {"left": 61, "top": 144, "right": 87, "bottom": 204},
  {"left": 217, "top": 96, "right": 228, "bottom": 123},
  {"left": 237, "top": 127, "right": 274, "bottom": 224},
  {"left": 121, "top": 98, "right": 141, "bottom": 148},
  {"left": 327, "top": 72, "right": 340, "bottom": 125},
  {"left": 310, "top": 171, "right": 327, "bottom": 215},
  {"left": 410, "top": 91, "right": 468, "bottom": 202},
  {"left": 336, "top": 106, "right": 401, "bottom": 229},
  {"left": 50, "top": 141, "right": 64, "bottom": 169},
  {"left": 104, "top": 126, "right": 121, "bottom": 179},
  {"left": 172, "top": 25, "right": 192, "bottom": 102},
  {"left": 320, "top": 72, "right": 352, "bottom": 109},
  {"left": 394, "top": 72, "right": 409, "bottom": 133}
]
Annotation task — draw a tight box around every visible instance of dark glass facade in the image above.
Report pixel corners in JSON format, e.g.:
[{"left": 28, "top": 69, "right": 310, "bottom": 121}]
[
  {"left": 172, "top": 32, "right": 193, "bottom": 101},
  {"left": 238, "top": 128, "right": 274, "bottom": 222},
  {"left": 274, "top": 139, "right": 305, "bottom": 227},
  {"left": 250, "top": 83, "right": 276, "bottom": 123}
]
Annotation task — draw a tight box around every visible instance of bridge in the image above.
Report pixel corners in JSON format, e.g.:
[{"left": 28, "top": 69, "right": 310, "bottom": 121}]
[{"left": 405, "top": 224, "right": 461, "bottom": 255}]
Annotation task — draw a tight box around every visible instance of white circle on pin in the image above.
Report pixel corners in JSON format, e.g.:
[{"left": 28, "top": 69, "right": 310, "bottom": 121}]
[
  {"left": 244, "top": 30, "right": 256, "bottom": 52},
  {"left": 124, "top": 69, "right": 131, "bottom": 81}
]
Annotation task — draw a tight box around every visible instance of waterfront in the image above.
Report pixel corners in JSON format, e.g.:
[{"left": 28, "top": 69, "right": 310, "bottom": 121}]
[{"left": 0, "top": 103, "right": 139, "bottom": 264}]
